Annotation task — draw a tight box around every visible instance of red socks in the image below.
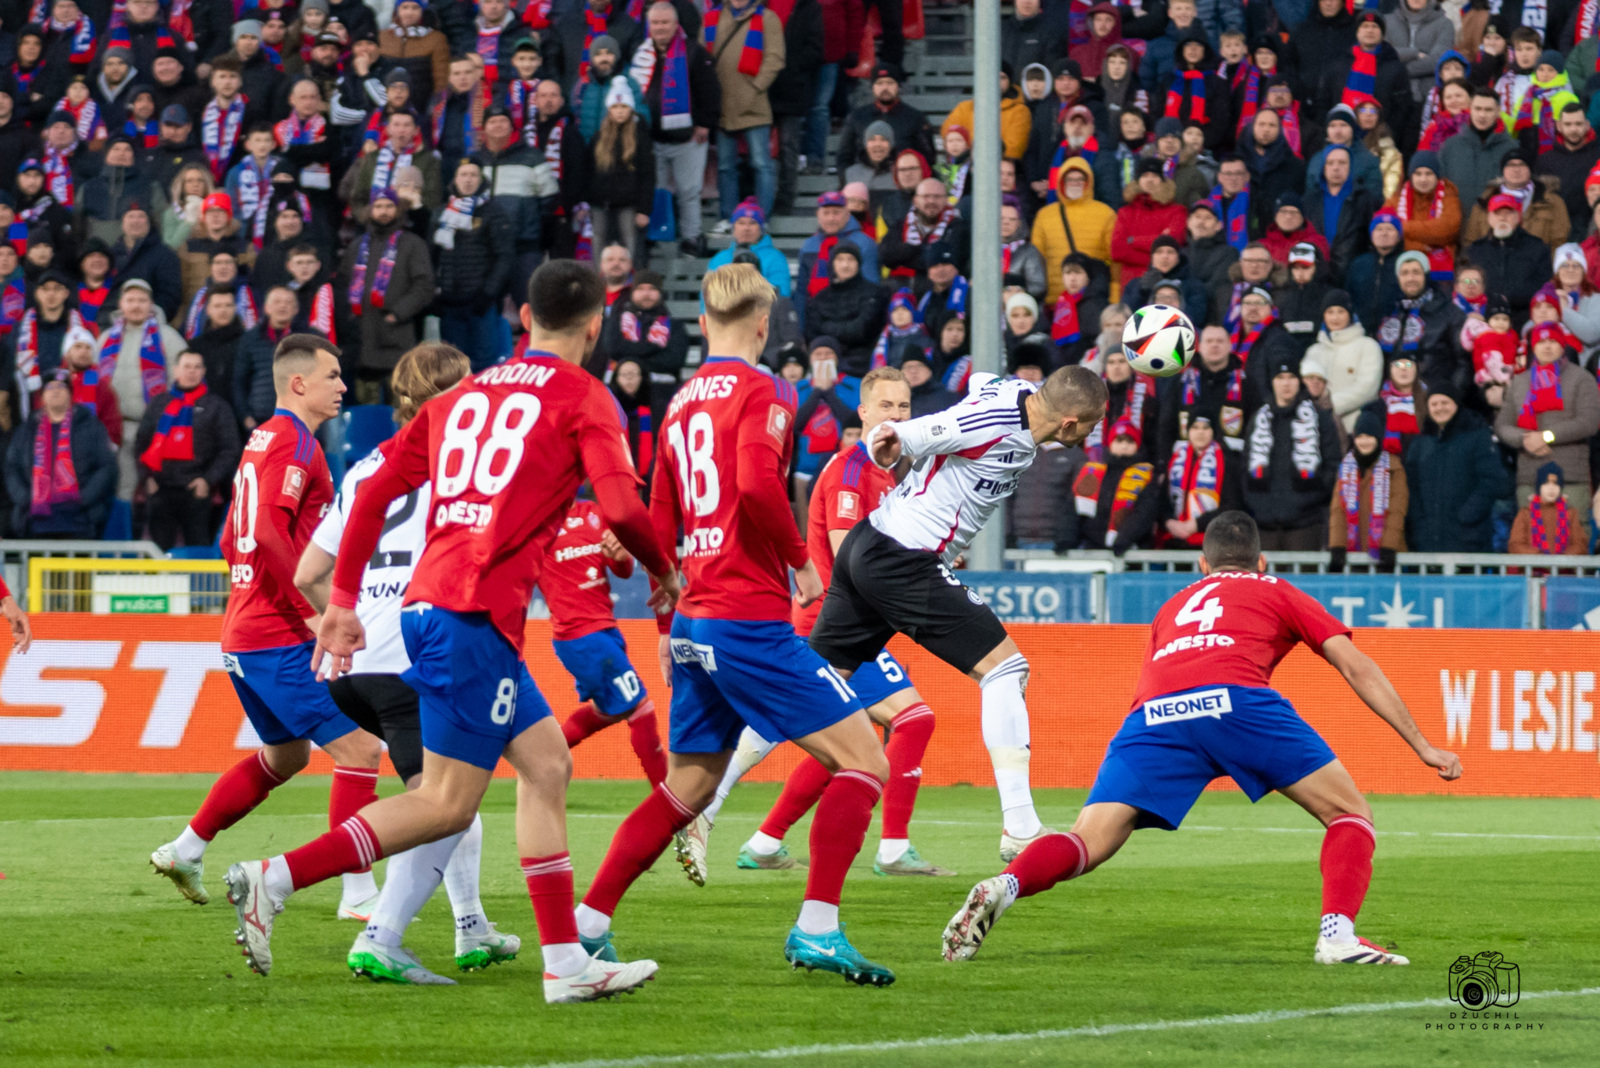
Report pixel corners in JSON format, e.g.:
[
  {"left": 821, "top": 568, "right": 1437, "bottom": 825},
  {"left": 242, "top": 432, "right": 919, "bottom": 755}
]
[
  {"left": 1004, "top": 832, "right": 1088, "bottom": 898},
  {"left": 759, "top": 756, "right": 832, "bottom": 839},
  {"left": 284, "top": 814, "right": 383, "bottom": 891},
  {"left": 329, "top": 766, "right": 380, "bottom": 873},
  {"left": 582, "top": 783, "right": 696, "bottom": 917},
  {"left": 522, "top": 853, "right": 581, "bottom": 946},
  {"left": 190, "top": 751, "right": 287, "bottom": 841},
  {"left": 882, "top": 704, "right": 935, "bottom": 840},
  {"left": 627, "top": 699, "right": 667, "bottom": 787},
  {"left": 804, "top": 770, "right": 883, "bottom": 906},
  {"left": 561, "top": 701, "right": 609, "bottom": 747},
  {"left": 1320, "top": 815, "right": 1375, "bottom": 919}
]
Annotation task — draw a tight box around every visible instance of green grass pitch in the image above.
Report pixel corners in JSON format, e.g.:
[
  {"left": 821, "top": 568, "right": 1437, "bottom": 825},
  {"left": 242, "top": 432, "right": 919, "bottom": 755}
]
[{"left": 2, "top": 772, "right": 1597, "bottom": 1067}]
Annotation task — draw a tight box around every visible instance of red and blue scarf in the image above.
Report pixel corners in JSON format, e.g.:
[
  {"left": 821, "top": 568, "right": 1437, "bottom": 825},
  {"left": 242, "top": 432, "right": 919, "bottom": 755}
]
[
  {"left": 124, "top": 117, "right": 160, "bottom": 148},
  {"left": 476, "top": 17, "right": 510, "bottom": 86},
  {"left": 77, "top": 283, "right": 108, "bottom": 321},
  {"left": 41, "top": 143, "right": 74, "bottom": 206},
  {"left": 105, "top": 21, "right": 175, "bottom": 52},
  {"left": 1166, "top": 69, "right": 1207, "bottom": 124},
  {"left": 274, "top": 110, "right": 325, "bottom": 149},
  {"left": 1168, "top": 440, "right": 1224, "bottom": 526},
  {"left": 348, "top": 231, "right": 401, "bottom": 316},
  {"left": 1379, "top": 381, "right": 1418, "bottom": 453},
  {"left": 14, "top": 307, "right": 89, "bottom": 397},
  {"left": 581, "top": 6, "right": 610, "bottom": 82},
  {"left": 1051, "top": 291, "right": 1081, "bottom": 345},
  {"left": 1181, "top": 364, "right": 1243, "bottom": 406},
  {"left": 50, "top": 14, "right": 96, "bottom": 66},
  {"left": 31, "top": 409, "right": 78, "bottom": 516},
  {"left": 100, "top": 316, "right": 167, "bottom": 402},
  {"left": 1231, "top": 305, "right": 1274, "bottom": 363},
  {"left": 1518, "top": 358, "right": 1566, "bottom": 430},
  {"left": 632, "top": 27, "right": 693, "bottom": 130},
  {"left": 139, "top": 383, "right": 206, "bottom": 472},
  {"left": 807, "top": 234, "right": 837, "bottom": 297},
  {"left": 431, "top": 84, "right": 487, "bottom": 153},
  {"left": 201, "top": 95, "right": 246, "bottom": 181},
  {"left": 183, "top": 281, "right": 257, "bottom": 339},
  {"left": 1208, "top": 188, "right": 1249, "bottom": 252},
  {"left": 1342, "top": 46, "right": 1378, "bottom": 107},
  {"left": 70, "top": 365, "right": 99, "bottom": 412},
  {"left": 1339, "top": 449, "right": 1390, "bottom": 557},
  {"left": 918, "top": 275, "right": 969, "bottom": 320},
  {"left": 0, "top": 274, "right": 26, "bottom": 336},
  {"left": 1531, "top": 495, "right": 1572, "bottom": 553},
  {"left": 705, "top": 0, "right": 765, "bottom": 77}
]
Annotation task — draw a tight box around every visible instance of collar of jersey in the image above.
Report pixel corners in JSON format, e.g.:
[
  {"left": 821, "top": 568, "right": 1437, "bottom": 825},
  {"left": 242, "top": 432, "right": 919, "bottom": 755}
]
[
  {"left": 520, "top": 350, "right": 562, "bottom": 361},
  {"left": 702, "top": 356, "right": 749, "bottom": 364},
  {"left": 272, "top": 407, "right": 310, "bottom": 433}
]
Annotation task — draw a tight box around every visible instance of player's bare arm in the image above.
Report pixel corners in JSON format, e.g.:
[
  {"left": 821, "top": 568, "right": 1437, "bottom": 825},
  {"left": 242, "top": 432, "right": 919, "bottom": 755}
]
[
  {"left": 1, "top": 590, "right": 31, "bottom": 654},
  {"left": 295, "top": 543, "right": 336, "bottom": 615},
  {"left": 1321, "top": 634, "right": 1463, "bottom": 781}
]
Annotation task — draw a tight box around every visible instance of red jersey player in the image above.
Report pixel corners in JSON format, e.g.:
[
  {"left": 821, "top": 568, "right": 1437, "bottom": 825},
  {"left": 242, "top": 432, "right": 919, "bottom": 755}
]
[
  {"left": 220, "top": 262, "right": 679, "bottom": 1005},
  {"left": 574, "top": 264, "right": 899, "bottom": 987},
  {"left": 541, "top": 497, "right": 667, "bottom": 785},
  {"left": 943, "top": 511, "right": 1462, "bottom": 967},
  {"left": 151, "top": 334, "right": 387, "bottom": 919},
  {"left": 683, "top": 367, "right": 953, "bottom": 881}
]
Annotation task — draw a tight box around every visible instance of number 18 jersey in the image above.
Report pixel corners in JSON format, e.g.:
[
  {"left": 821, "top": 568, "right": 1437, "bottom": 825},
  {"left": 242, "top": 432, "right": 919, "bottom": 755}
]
[{"left": 1130, "top": 571, "right": 1351, "bottom": 709}]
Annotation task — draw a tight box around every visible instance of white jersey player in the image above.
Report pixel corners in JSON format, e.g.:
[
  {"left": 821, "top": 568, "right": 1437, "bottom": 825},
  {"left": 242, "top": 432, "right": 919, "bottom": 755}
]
[
  {"left": 295, "top": 343, "right": 519, "bottom": 985},
  {"left": 807, "top": 366, "right": 1109, "bottom": 861}
]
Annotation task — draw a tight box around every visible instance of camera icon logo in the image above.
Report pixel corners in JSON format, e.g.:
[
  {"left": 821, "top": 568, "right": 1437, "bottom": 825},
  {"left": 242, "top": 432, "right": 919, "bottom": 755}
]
[{"left": 1448, "top": 951, "right": 1521, "bottom": 1009}]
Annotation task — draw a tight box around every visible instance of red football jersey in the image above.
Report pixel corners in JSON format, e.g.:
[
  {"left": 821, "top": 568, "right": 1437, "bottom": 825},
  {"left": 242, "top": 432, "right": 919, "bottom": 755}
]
[
  {"left": 332, "top": 354, "right": 642, "bottom": 653},
  {"left": 793, "top": 441, "right": 896, "bottom": 636},
  {"left": 651, "top": 356, "right": 807, "bottom": 621},
  {"left": 1130, "top": 571, "right": 1351, "bottom": 709},
  {"left": 539, "top": 499, "right": 634, "bottom": 641},
  {"left": 221, "top": 409, "right": 334, "bottom": 652}
]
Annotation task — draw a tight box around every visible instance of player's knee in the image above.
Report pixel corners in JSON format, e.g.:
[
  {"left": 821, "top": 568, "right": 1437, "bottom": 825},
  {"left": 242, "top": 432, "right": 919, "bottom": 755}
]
[
  {"left": 979, "top": 652, "right": 1029, "bottom": 693},
  {"left": 845, "top": 748, "right": 891, "bottom": 783},
  {"left": 263, "top": 744, "right": 309, "bottom": 778}
]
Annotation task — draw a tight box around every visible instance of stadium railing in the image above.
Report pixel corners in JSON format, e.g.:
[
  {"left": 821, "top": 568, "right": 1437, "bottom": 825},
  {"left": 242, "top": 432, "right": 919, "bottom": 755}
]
[
  {"left": 24, "top": 550, "right": 228, "bottom": 615},
  {"left": 2, "top": 540, "right": 167, "bottom": 610},
  {"left": 1006, "top": 549, "right": 1600, "bottom": 577}
]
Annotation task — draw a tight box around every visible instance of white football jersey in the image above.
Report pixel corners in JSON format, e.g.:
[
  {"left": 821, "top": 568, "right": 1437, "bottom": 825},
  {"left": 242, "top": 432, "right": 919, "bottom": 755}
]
[
  {"left": 311, "top": 451, "right": 431, "bottom": 675},
  {"left": 868, "top": 377, "right": 1039, "bottom": 562}
]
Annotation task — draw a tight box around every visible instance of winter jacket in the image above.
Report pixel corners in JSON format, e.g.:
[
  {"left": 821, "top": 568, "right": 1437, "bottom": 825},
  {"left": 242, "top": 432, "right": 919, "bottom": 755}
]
[
  {"left": 1077, "top": 453, "right": 1162, "bottom": 554},
  {"left": 794, "top": 217, "right": 879, "bottom": 329},
  {"left": 1110, "top": 181, "right": 1189, "bottom": 282},
  {"left": 1002, "top": 10, "right": 1064, "bottom": 76},
  {"left": 1386, "top": 0, "right": 1456, "bottom": 103},
  {"left": 1558, "top": 290, "right": 1600, "bottom": 366},
  {"left": 1002, "top": 233, "right": 1049, "bottom": 305},
  {"left": 546, "top": 6, "right": 643, "bottom": 97},
  {"left": 574, "top": 73, "right": 651, "bottom": 142},
  {"left": 707, "top": 6, "right": 785, "bottom": 131},
  {"left": 709, "top": 233, "right": 793, "bottom": 297},
  {"left": 768, "top": 0, "right": 822, "bottom": 118},
  {"left": 232, "top": 324, "right": 292, "bottom": 426},
  {"left": 1186, "top": 232, "right": 1239, "bottom": 290},
  {"left": 1274, "top": 276, "right": 1333, "bottom": 358},
  {"left": 432, "top": 197, "right": 515, "bottom": 310},
  {"left": 942, "top": 91, "right": 1032, "bottom": 162},
  {"left": 1026, "top": 86, "right": 1111, "bottom": 188},
  {"left": 1403, "top": 407, "right": 1511, "bottom": 551},
  {"left": 908, "top": 374, "right": 960, "bottom": 417},
  {"left": 634, "top": 35, "right": 722, "bottom": 143},
  {"left": 1460, "top": 176, "right": 1572, "bottom": 254},
  {"left": 472, "top": 137, "right": 557, "bottom": 256},
  {"left": 347, "top": 146, "right": 444, "bottom": 227},
  {"left": 1305, "top": 323, "right": 1384, "bottom": 433},
  {"left": 1285, "top": 5, "right": 1357, "bottom": 100},
  {"left": 819, "top": 0, "right": 866, "bottom": 65},
  {"left": 1343, "top": 248, "right": 1403, "bottom": 334},
  {"left": 1310, "top": 182, "right": 1383, "bottom": 283},
  {"left": 5, "top": 404, "right": 116, "bottom": 537},
  {"left": 1238, "top": 128, "right": 1306, "bottom": 235},
  {"left": 1008, "top": 442, "right": 1084, "bottom": 551},
  {"left": 379, "top": 26, "right": 451, "bottom": 107},
  {"left": 1382, "top": 177, "right": 1462, "bottom": 260},
  {"left": 1032, "top": 158, "right": 1117, "bottom": 304},
  {"left": 1466, "top": 228, "right": 1552, "bottom": 319},
  {"left": 1437, "top": 126, "right": 1515, "bottom": 219},
  {"left": 1327, "top": 453, "right": 1409, "bottom": 554},
  {"left": 111, "top": 232, "right": 183, "bottom": 323},
  {"left": 1304, "top": 140, "right": 1385, "bottom": 201},
  {"left": 1310, "top": 41, "right": 1413, "bottom": 136},
  {"left": 1207, "top": 256, "right": 1288, "bottom": 328},
  {"left": 1534, "top": 139, "right": 1600, "bottom": 243},
  {"left": 1508, "top": 497, "right": 1593, "bottom": 554},
  {"left": 1377, "top": 285, "right": 1468, "bottom": 390},
  {"left": 596, "top": 299, "right": 691, "bottom": 382},
  {"left": 835, "top": 99, "right": 937, "bottom": 178},
  {"left": 1156, "top": 32, "right": 1233, "bottom": 152},
  {"left": 804, "top": 275, "right": 888, "bottom": 376},
  {"left": 338, "top": 221, "right": 435, "bottom": 372},
  {"left": 1241, "top": 398, "right": 1343, "bottom": 531},
  {"left": 1120, "top": 261, "right": 1207, "bottom": 328},
  {"left": 134, "top": 385, "right": 242, "bottom": 492},
  {"left": 187, "top": 318, "right": 244, "bottom": 411},
  {"left": 1494, "top": 359, "right": 1600, "bottom": 488},
  {"left": 584, "top": 118, "right": 657, "bottom": 215}
]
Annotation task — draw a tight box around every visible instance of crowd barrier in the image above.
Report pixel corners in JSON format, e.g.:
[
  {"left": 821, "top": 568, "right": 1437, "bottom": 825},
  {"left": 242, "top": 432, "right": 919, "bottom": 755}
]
[{"left": 1, "top": 618, "right": 1594, "bottom": 798}]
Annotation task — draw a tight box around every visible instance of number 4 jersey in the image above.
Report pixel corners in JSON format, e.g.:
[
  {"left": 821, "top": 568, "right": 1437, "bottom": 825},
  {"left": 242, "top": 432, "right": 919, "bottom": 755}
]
[
  {"left": 1130, "top": 571, "right": 1351, "bottom": 710},
  {"left": 311, "top": 452, "right": 429, "bottom": 673},
  {"left": 221, "top": 408, "right": 334, "bottom": 653}
]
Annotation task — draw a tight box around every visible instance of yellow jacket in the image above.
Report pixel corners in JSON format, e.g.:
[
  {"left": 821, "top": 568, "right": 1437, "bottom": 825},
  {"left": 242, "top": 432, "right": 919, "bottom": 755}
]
[
  {"left": 1031, "top": 157, "right": 1115, "bottom": 305},
  {"left": 941, "top": 94, "right": 1032, "bottom": 163}
]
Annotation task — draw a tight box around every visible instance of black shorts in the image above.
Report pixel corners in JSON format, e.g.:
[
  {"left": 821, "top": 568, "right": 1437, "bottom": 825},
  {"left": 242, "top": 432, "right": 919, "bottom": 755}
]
[
  {"left": 809, "top": 522, "right": 1009, "bottom": 677},
  {"left": 328, "top": 673, "right": 423, "bottom": 783}
]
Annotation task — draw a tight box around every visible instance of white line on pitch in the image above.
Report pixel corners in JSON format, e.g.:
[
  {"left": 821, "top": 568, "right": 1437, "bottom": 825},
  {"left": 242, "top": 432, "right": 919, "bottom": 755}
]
[{"left": 466, "top": 987, "right": 1600, "bottom": 1068}]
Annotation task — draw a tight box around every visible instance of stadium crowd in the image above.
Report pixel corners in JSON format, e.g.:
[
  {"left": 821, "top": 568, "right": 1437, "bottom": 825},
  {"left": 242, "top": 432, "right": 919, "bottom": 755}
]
[{"left": 0, "top": 0, "right": 1596, "bottom": 560}]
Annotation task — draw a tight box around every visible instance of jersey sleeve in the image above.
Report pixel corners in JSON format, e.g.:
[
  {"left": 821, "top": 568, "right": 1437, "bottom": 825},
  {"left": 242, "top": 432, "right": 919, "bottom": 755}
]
[
  {"left": 887, "top": 397, "right": 1027, "bottom": 460},
  {"left": 822, "top": 470, "right": 862, "bottom": 533},
  {"left": 737, "top": 378, "right": 808, "bottom": 570},
  {"left": 309, "top": 493, "right": 345, "bottom": 556},
  {"left": 328, "top": 408, "right": 433, "bottom": 608},
  {"left": 1281, "top": 582, "right": 1352, "bottom": 653},
  {"left": 575, "top": 377, "right": 643, "bottom": 486}
]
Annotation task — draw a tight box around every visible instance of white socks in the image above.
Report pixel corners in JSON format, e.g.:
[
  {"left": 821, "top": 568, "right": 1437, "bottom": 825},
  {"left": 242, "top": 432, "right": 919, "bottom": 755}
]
[
  {"left": 174, "top": 825, "right": 208, "bottom": 863},
  {"left": 877, "top": 838, "right": 909, "bottom": 864},
  {"left": 574, "top": 902, "right": 611, "bottom": 940},
  {"left": 341, "top": 870, "right": 378, "bottom": 906},
  {"left": 702, "top": 727, "right": 776, "bottom": 824},
  {"left": 796, "top": 900, "right": 839, "bottom": 935},
  {"left": 364, "top": 829, "right": 464, "bottom": 946},
  {"left": 262, "top": 854, "right": 294, "bottom": 903},
  {"left": 1321, "top": 913, "right": 1354, "bottom": 941},
  {"left": 745, "top": 831, "right": 784, "bottom": 856},
  {"left": 443, "top": 813, "right": 486, "bottom": 937},
  {"left": 980, "top": 654, "right": 1042, "bottom": 838},
  {"left": 542, "top": 942, "right": 590, "bottom": 978}
]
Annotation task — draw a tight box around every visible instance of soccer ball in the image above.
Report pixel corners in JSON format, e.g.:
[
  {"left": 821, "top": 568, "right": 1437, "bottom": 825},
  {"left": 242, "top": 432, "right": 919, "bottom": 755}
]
[{"left": 1121, "top": 304, "right": 1196, "bottom": 377}]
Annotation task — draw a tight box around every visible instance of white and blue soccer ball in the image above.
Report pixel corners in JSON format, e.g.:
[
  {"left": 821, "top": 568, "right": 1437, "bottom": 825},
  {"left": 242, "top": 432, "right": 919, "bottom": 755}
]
[{"left": 1121, "top": 304, "right": 1196, "bottom": 378}]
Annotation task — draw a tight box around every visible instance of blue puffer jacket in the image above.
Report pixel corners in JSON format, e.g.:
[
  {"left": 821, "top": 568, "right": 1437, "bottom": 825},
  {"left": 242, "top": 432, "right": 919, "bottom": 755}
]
[
  {"left": 574, "top": 74, "right": 652, "bottom": 142},
  {"left": 709, "top": 233, "right": 793, "bottom": 297}
]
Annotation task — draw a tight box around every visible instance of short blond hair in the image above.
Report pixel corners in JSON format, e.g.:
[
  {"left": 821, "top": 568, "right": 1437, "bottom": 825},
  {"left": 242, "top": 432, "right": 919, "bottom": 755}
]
[
  {"left": 391, "top": 342, "right": 470, "bottom": 424},
  {"left": 701, "top": 263, "right": 774, "bottom": 326},
  {"left": 859, "top": 366, "right": 907, "bottom": 403}
]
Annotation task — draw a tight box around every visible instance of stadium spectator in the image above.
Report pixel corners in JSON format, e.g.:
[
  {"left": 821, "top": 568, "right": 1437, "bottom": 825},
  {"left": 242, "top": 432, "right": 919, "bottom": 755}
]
[
  {"left": 6, "top": 270, "right": 87, "bottom": 404},
  {"left": 768, "top": 0, "right": 820, "bottom": 215},
  {"left": 1310, "top": 12, "right": 1412, "bottom": 135},
  {"left": 796, "top": 191, "right": 878, "bottom": 329},
  {"left": 1438, "top": 87, "right": 1515, "bottom": 206},
  {"left": 1072, "top": 3, "right": 1127, "bottom": 83},
  {"left": 1092, "top": 108, "right": 1147, "bottom": 212},
  {"left": 1374, "top": 250, "right": 1467, "bottom": 391},
  {"left": 1095, "top": 48, "right": 1140, "bottom": 135},
  {"left": 1000, "top": 199, "right": 1048, "bottom": 305},
  {"left": 584, "top": 82, "right": 656, "bottom": 261},
  {"left": 428, "top": 57, "right": 492, "bottom": 181},
  {"left": 1094, "top": 347, "right": 1159, "bottom": 461},
  {"left": 1184, "top": 200, "right": 1238, "bottom": 284},
  {"left": 1117, "top": 237, "right": 1204, "bottom": 327},
  {"left": 942, "top": 63, "right": 1032, "bottom": 164},
  {"left": 835, "top": 64, "right": 935, "bottom": 181},
  {"left": 1239, "top": 110, "right": 1305, "bottom": 237},
  {"left": 1160, "top": 414, "right": 1243, "bottom": 550},
  {"left": 1467, "top": 194, "right": 1551, "bottom": 321},
  {"left": 707, "top": 0, "right": 784, "bottom": 223},
  {"left": 1385, "top": 0, "right": 1455, "bottom": 105},
  {"left": 1033, "top": 158, "right": 1115, "bottom": 305},
  {"left": 157, "top": 162, "right": 216, "bottom": 249},
  {"left": 1495, "top": 322, "right": 1600, "bottom": 499},
  {"left": 1261, "top": 193, "right": 1329, "bottom": 269},
  {"left": 1507, "top": 461, "right": 1592, "bottom": 554},
  {"left": 470, "top": 103, "right": 557, "bottom": 301},
  {"left": 548, "top": 0, "right": 643, "bottom": 97},
  {"left": 902, "top": 344, "right": 959, "bottom": 416},
  {"left": 432, "top": 158, "right": 514, "bottom": 372},
  {"left": 1159, "top": 29, "right": 1231, "bottom": 154},
  {"left": 1071, "top": 417, "right": 1159, "bottom": 555},
  {"left": 347, "top": 111, "right": 443, "bottom": 227},
  {"left": 1304, "top": 289, "right": 1383, "bottom": 435},
  {"left": 58, "top": 328, "right": 122, "bottom": 447},
  {"left": 805, "top": 243, "right": 887, "bottom": 377},
  {"left": 609, "top": 355, "right": 666, "bottom": 497},
  {"left": 1236, "top": 285, "right": 1297, "bottom": 400},
  {"left": 1383, "top": 151, "right": 1460, "bottom": 269},
  {"left": 596, "top": 270, "right": 690, "bottom": 386},
  {"left": 1242, "top": 353, "right": 1343, "bottom": 551},
  {"left": 187, "top": 289, "right": 245, "bottom": 408},
  {"left": 634, "top": 2, "right": 721, "bottom": 259},
  {"left": 100, "top": 279, "right": 184, "bottom": 495},
  {"left": 1002, "top": 0, "right": 1061, "bottom": 76},
  {"left": 806, "top": 0, "right": 862, "bottom": 169},
  {"left": 232, "top": 286, "right": 304, "bottom": 430},
  {"left": 790, "top": 336, "right": 857, "bottom": 489},
  {"left": 1003, "top": 293, "right": 1040, "bottom": 359},
  {"left": 1417, "top": 73, "right": 1471, "bottom": 153},
  {"left": 1533, "top": 104, "right": 1600, "bottom": 241},
  {"left": 134, "top": 349, "right": 240, "bottom": 551},
  {"left": 1146, "top": 117, "right": 1209, "bottom": 208},
  {"left": 1305, "top": 147, "right": 1375, "bottom": 283},
  {"left": 1327, "top": 405, "right": 1408, "bottom": 571},
  {"left": 1462, "top": 150, "right": 1570, "bottom": 252},
  {"left": 1110, "top": 159, "right": 1187, "bottom": 285},
  {"left": 1549, "top": 244, "right": 1600, "bottom": 363},
  {"left": 708, "top": 199, "right": 791, "bottom": 295},
  {"left": 1275, "top": 244, "right": 1334, "bottom": 359},
  {"left": 182, "top": 250, "right": 258, "bottom": 341},
  {"left": 1008, "top": 437, "right": 1085, "bottom": 553},
  {"left": 1405, "top": 382, "right": 1511, "bottom": 552},
  {"left": 572, "top": 38, "right": 647, "bottom": 141},
  {"left": 882, "top": 176, "right": 964, "bottom": 282},
  {"left": 5, "top": 368, "right": 116, "bottom": 539},
  {"left": 843, "top": 121, "right": 898, "bottom": 205},
  {"left": 913, "top": 242, "right": 969, "bottom": 342},
  {"left": 1369, "top": 353, "right": 1427, "bottom": 459},
  {"left": 178, "top": 193, "right": 253, "bottom": 306},
  {"left": 339, "top": 188, "right": 434, "bottom": 398}
]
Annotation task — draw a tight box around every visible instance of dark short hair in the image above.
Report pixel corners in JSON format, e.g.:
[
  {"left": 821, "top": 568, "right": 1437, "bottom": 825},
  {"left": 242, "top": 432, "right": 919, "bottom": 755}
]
[
  {"left": 287, "top": 243, "right": 319, "bottom": 260},
  {"left": 246, "top": 120, "right": 275, "bottom": 137},
  {"left": 1470, "top": 85, "right": 1499, "bottom": 103},
  {"left": 526, "top": 259, "right": 604, "bottom": 333},
  {"left": 1202, "top": 511, "right": 1261, "bottom": 571}
]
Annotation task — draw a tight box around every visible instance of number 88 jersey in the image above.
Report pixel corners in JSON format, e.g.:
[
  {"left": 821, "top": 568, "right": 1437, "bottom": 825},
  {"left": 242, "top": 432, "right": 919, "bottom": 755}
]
[
  {"left": 221, "top": 409, "right": 335, "bottom": 653},
  {"left": 1129, "top": 571, "right": 1351, "bottom": 710}
]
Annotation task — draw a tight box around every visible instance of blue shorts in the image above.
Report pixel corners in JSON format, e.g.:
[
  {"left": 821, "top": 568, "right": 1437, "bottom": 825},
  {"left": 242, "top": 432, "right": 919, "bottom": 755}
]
[
  {"left": 1085, "top": 684, "right": 1337, "bottom": 831},
  {"left": 553, "top": 627, "right": 646, "bottom": 718},
  {"left": 224, "top": 642, "right": 360, "bottom": 748},
  {"left": 668, "top": 614, "right": 862, "bottom": 754},
  {"left": 400, "top": 605, "right": 553, "bottom": 771},
  {"left": 846, "top": 649, "right": 914, "bottom": 709}
]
